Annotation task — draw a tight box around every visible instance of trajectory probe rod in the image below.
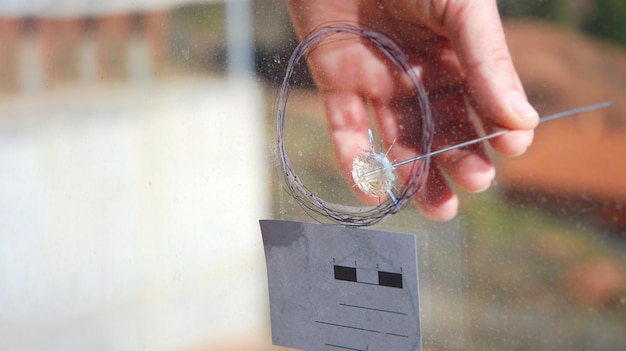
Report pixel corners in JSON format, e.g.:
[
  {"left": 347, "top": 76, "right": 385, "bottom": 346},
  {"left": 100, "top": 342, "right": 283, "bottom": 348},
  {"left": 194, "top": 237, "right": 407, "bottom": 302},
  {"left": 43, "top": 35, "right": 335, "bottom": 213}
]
[{"left": 381, "top": 101, "right": 613, "bottom": 172}]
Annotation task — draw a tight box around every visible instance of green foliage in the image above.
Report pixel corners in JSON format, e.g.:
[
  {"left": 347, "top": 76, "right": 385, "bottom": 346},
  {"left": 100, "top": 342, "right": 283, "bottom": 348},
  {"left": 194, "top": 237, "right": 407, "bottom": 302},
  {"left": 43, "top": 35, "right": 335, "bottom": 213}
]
[
  {"left": 170, "top": 4, "right": 225, "bottom": 34},
  {"left": 498, "top": 0, "right": 562, "bottom": 21},
  {"left": 498, "top": 0, "right": 626, "bottom": 47},
  {"left": 583, "top": 0, "right": 626, "bottom": 46}
]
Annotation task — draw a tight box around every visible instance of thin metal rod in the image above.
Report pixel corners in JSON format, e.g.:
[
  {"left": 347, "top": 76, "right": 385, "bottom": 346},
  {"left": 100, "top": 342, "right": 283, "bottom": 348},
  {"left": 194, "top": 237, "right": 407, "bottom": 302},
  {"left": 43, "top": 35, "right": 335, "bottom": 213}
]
[{"left": 364, "top": 101, "right": 613, "bottom": 176}]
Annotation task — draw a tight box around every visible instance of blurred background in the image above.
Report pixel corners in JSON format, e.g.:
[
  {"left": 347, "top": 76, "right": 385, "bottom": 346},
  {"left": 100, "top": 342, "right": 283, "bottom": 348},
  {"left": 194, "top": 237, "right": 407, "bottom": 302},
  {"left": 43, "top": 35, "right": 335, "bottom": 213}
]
[{"left": 0, "top": 0, "right": 625, "bottom": 350}]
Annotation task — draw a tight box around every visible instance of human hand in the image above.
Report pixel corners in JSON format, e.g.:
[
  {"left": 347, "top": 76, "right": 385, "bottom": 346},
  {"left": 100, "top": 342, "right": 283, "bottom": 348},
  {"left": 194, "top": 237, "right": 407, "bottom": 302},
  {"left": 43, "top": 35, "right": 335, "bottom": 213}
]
[{"left": 287, "top": 0, "right": 539, "bottom": 220}]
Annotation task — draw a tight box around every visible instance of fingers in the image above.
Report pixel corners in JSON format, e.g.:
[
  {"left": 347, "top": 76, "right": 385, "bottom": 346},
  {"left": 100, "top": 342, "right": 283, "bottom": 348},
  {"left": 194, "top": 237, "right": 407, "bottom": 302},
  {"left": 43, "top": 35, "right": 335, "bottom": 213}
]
[
  {"left": 287, "top": 0, "right": 537, "bottom": 222},
  {"left": 373, "top": 87, "right": 492, "bottom": 220},
  {"left": 323, "top": 87, "right": 473, "bottom": 221},
  {"left": 439, "top": 1, "right": 539, "bottom": 151},
  {"left": 324, "top": 92, "right": 370, "bottom": 173},
  {"left": 323, "top": 91, "right": 380, "bottom": 205},
  {"left": 428, "top": 90, "right": 495, "bottom": 193},
  {"left": 413, "top": 164, "right": 459, "bottom": 221},
  {"left": 482, "top": 124, "right": 536, "bottom": 157}
]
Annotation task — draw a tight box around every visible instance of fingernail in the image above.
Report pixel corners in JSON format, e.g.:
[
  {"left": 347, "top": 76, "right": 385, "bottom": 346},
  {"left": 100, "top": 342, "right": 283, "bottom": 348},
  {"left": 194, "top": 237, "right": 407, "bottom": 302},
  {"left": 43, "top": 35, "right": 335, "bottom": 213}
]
[{"left": 509, "top": 91, "right": 538, "bottom": 120}]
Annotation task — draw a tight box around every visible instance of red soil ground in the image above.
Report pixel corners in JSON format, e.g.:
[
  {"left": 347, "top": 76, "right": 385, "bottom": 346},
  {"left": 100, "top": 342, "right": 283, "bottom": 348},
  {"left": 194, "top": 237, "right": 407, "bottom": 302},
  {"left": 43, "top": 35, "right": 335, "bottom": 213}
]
[{"left": 497, "top": 20, "right": 626, "bottom": 230}]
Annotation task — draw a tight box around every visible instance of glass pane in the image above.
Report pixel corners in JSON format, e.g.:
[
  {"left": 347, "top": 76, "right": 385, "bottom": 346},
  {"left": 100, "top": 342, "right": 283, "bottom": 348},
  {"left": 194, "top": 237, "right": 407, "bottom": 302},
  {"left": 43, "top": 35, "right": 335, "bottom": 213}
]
[{"left": 1, "top": 0, "right": 624, "bottom": 350}]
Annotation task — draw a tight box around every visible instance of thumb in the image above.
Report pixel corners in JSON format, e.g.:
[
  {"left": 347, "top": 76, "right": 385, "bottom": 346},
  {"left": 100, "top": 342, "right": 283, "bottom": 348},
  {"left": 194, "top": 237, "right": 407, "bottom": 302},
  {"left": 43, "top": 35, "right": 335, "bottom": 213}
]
[{"left": 441, "top": 1, "right": 539, "bottom": 132}]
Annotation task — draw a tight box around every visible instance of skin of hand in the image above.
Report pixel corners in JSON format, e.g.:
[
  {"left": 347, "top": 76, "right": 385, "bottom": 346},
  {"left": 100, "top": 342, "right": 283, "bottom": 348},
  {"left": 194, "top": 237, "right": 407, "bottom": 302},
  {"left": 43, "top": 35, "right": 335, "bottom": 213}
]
[{"left": 287, "top": 0, "right": 539, "bottom": 221}]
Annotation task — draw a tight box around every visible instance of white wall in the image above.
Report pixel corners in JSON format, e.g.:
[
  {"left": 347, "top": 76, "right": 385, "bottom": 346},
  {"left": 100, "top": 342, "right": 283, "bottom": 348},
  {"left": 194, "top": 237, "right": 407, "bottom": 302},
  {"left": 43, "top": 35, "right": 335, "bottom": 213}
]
[{"left": 0, "top": 76, "right": 270, "bottom": 350}]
